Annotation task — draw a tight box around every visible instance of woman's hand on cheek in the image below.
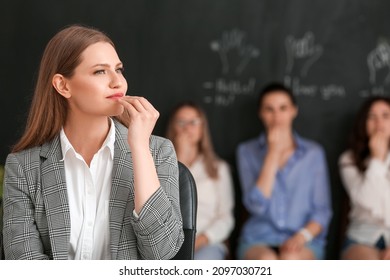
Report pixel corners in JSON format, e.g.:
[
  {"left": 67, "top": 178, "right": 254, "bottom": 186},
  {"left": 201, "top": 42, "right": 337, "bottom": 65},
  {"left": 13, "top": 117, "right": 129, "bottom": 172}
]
[{"left": 369, "top": 131, "right": 388, "bottom": 162}]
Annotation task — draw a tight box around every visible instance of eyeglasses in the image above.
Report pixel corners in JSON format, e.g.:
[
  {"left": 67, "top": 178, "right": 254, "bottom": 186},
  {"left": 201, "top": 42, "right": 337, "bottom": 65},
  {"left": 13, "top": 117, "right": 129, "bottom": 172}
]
[{"left": 175, "top": 118, "right": 202, "bottom": 128}]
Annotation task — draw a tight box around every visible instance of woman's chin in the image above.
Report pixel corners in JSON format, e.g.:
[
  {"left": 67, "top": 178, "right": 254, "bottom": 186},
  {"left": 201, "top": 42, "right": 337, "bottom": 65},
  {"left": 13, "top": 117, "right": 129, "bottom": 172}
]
[{"left": 109, "top": 104, "right": 125, "bottom": 116}]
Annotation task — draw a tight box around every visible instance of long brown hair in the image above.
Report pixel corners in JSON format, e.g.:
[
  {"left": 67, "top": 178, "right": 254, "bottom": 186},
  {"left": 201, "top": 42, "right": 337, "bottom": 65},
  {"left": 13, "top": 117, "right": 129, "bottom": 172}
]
[
  {"left": 13, "top": 24, "right": 130, "bottom": 152},
  {"left": 166, "top": 101, "right": 220, "bottom": 179},
  {"left": 348, "top": 96, "right": 390, "bottom": 172}
]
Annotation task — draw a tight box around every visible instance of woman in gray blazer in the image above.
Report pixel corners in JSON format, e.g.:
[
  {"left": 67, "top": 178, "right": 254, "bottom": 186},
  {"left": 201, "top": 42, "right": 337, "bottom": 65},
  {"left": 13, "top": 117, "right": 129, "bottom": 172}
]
[{"left": 2, "top": 24, "right": 184, "bottom": 260}]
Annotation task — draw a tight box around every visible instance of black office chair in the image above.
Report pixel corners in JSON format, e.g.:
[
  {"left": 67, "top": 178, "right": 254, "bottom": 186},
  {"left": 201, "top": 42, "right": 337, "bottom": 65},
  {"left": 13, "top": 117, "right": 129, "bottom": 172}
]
[
  {"left": 171, "top": 161, "right": 197, "bottom": 260},
  {"left": 0, "top": 198, "right": 4, "bottom": 260}
]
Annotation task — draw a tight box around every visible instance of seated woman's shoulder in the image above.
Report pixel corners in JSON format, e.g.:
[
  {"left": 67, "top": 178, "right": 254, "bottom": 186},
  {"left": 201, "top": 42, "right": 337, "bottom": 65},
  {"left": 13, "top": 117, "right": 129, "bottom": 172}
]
[
  {"left": 299, "top": 137, "right": 325, "bottom": 152},
  {"left": 150, "top": 135, "right": 174, "bottom": 148},
  {"left": 216, "top": 158, "right": 230, "bottom": 171},
  {"left": 237, "top": 137, "right": 259, "bottom": 153},
  {"left": 7, "top": 145, "right": 42, "bottom": 163},
  {"left": 338, "top": 150, "right": 353, "bottom": 165}
]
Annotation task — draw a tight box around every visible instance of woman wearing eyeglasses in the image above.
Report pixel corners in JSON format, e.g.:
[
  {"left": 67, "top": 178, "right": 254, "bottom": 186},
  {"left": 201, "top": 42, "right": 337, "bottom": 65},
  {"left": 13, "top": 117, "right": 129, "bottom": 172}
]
[{"left": 166, "top": 101, "right": 235, "bottom": 260}]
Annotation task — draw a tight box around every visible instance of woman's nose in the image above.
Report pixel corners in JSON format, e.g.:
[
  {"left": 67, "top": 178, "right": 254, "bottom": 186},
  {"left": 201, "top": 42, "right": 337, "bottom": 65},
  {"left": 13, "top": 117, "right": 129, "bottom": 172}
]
[{"left": 110, "top": 73, "right": 123, "bottom": 88}]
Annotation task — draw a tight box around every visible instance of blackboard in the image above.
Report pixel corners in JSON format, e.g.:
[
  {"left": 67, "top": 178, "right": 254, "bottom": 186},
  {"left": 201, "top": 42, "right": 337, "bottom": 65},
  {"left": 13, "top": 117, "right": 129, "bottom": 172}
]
[{"left": 1, "top": 0, "right": 390, "bottom": 259}]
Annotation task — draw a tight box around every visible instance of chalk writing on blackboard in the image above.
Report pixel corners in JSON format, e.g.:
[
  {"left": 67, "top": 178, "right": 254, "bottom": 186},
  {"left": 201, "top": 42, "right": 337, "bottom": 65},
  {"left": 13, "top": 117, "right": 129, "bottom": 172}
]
[
  {"left": 285, "top": 32, "right": 323, "bottom": 77},
  {"left": 203, "top": 78, "right": 256, "bottom": 106},
  {"left": 284, "top": 76, "right": 346, "bottom": 100},
  {"left": 359, "top": 86, "right": 386, "bottom": 98},
  {"left": 203, "top": 29, "right": 259, "bottom": 106},
  {"left": 284, "top": 32, "right": 346, "bottom": 100}
]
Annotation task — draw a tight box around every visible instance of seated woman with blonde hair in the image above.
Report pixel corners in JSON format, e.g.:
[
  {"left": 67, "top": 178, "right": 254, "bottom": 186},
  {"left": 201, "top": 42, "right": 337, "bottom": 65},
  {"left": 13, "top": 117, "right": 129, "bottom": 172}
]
[{"left": 166, "top": 101, "right": 235, "bottom": 260}]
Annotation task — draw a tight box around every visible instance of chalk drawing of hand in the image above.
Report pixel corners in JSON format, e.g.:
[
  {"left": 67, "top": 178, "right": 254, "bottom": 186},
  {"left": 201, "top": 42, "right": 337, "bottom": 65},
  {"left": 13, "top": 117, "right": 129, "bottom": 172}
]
[
  {"left": 368, "top": 41, "right": 390, "bottom": 85},
  {"left": 211, "top": 29, "right": 259, "bottom": 75},
  {"left": 236, "top": 46, "right": 260, "bottom": 75},
  {"left": 285, "top": 32, "right": 323, "bottom": 77}
]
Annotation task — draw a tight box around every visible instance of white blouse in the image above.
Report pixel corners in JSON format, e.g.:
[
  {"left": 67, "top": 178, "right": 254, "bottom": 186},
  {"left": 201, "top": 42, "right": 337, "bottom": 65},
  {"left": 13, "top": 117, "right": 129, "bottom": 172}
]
[
  {"left": 60, "top": 119, "right": 115, "bottom": 260},
  {"left": 188, "top": 157, "right": 235, "bottom": 244},
  {"left": 339, "top": 151, "right": 390, "bottom": 246}
]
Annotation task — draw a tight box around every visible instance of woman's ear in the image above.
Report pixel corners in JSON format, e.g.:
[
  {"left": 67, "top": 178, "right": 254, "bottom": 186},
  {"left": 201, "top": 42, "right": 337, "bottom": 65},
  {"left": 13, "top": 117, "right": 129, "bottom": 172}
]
[
  {"left": 52, "top": 74, "right": 71, "bottom": 98},
  {"left": 293, "top": 106, "right": 299, "bottom": 119}
]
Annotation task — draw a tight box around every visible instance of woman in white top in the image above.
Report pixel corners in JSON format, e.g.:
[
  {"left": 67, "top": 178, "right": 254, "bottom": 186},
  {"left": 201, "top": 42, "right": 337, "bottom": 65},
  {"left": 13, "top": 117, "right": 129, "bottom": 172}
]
[
  {"left": 339, "top": 96, "right": 390, "bottom": 260},
  {"left": 166, "top": 101, "right": 235, "bottom": 260}
]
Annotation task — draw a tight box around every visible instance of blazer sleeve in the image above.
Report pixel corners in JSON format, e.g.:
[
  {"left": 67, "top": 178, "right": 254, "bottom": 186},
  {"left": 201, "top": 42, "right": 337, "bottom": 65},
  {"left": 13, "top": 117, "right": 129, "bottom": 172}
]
[
  {"left": 3, "top": 153, "right": 49, "bottom": 260},
  {"left": 130, "top": 137, "right": 184, "bottom": 259}
]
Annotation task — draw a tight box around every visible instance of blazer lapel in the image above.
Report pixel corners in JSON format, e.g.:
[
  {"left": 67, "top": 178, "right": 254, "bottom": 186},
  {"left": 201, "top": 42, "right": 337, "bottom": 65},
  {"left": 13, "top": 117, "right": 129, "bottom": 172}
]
[
  {"left": 109, "top": 121, "right": 134, "bottom": 259},
  {"left": 40, "top": 136, "right": 70, "bottom": 260}
]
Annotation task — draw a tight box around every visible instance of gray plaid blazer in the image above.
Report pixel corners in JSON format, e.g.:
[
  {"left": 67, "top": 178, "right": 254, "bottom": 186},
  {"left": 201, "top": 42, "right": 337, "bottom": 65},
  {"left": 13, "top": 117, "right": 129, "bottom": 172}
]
[{"left": 3, "top": 120, "right": 184, "bottom": 259}]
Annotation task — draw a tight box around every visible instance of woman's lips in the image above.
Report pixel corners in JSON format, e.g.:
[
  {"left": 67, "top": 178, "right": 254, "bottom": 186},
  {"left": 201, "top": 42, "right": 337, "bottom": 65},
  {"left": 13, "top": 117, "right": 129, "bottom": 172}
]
[{"left": 107, "top": 93, "right": 124, "bottom": 99}]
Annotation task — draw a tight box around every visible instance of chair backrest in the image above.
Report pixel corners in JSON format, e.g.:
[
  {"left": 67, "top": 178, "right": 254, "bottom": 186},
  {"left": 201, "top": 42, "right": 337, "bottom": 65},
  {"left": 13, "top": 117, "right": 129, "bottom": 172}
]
[
  {"left": 171, "top": 162, "right": 197, "bottom": 260},
  {"left": 0, "top": 198, "right": 4, "bottom": 260}
]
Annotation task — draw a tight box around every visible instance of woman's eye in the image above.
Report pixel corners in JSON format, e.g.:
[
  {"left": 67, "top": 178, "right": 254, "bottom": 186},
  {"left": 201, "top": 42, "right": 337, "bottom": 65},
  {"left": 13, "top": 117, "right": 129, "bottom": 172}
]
[
  {"left": 116, "top": 67, "right": 124, "bottom": 74},
  {"left": 94, "top": 69, "right": 105, "bottom": 75}
]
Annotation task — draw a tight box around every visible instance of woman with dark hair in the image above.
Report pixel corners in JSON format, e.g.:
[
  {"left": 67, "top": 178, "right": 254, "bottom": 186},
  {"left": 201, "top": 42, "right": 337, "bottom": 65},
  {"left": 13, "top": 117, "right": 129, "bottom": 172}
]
[
  {"left": 166, "top": 102, "right": 235, "bottom": 260},
  {"left": 236, "top": 82, "right": 332, "bottom": 260},
  {"left": 339, "top": 96, "right": 390, "bottom": 260},
  {"left": 2, "top": 24, "right": 183, "bottom": 259}
]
